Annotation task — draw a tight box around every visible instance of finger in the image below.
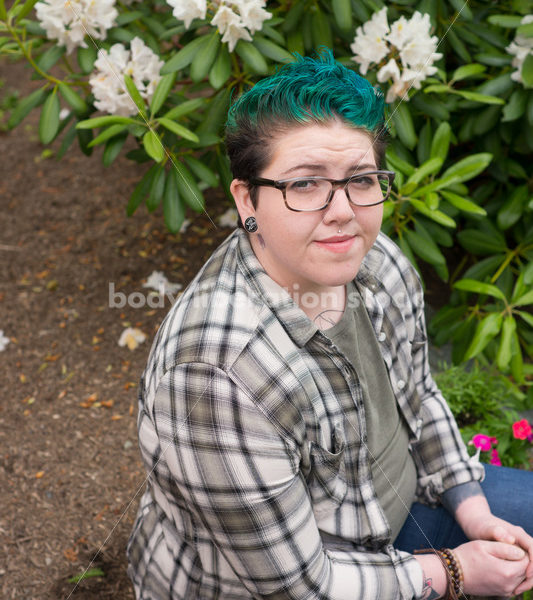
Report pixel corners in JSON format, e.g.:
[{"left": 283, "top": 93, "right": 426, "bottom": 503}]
[
  {"left": 514, "top": 576, "right": 533, "bottom": 596},
  {"left": 492, "top": 525, "right": 516, "bottom": 545},
  {"left": 489, "top": 542, "right": 526, "bottom": 561}
]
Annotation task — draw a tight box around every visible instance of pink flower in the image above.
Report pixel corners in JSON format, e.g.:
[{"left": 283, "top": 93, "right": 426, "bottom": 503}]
[
  {"left": 490, "top": 448, "right": 502, "bottom": 466},
  {"left": 470, "top": 434, "right": 494, "bottom": 452},
  {"left": 512, "top": 419, "right": 532, "bottom": 440}
]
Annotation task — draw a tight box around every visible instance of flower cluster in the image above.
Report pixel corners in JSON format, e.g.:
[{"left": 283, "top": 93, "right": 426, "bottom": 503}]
[
  {"left": 35, "top": 0, "right": 118, "bottom": 54},
  {"left": 469, "top": 434, "right": 501, "bottom": 466},
  {"left": 89, "top": 37, "right": 164, "bottom": 116},
  {"left": 166, "top": 0, "right": 271, "bottom": 52},
  {"left": 506, "top": 15, "right": 533, "bottom": 86},
  {"left": 350, "top": 8, "right": 442, "bottom": 103}
]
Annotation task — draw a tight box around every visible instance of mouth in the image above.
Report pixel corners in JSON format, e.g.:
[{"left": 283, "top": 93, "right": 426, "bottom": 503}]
[{"left": 314, "top": 235, "right": 356, "bottom": 253}]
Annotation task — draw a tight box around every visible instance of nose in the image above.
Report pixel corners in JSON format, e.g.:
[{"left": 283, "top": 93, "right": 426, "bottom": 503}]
[{"left": 322, "top": 186, "right": 355, "bottom": 225}]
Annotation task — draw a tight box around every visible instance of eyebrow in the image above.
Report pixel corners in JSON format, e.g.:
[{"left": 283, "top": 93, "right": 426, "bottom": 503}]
[{"left": 278, "top": 163, "right": 377, "bottom": 177}]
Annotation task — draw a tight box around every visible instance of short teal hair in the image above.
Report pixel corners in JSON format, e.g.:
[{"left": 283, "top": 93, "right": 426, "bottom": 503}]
[{"left": 225, "top": 50, "right": 387, "bottom": 189}]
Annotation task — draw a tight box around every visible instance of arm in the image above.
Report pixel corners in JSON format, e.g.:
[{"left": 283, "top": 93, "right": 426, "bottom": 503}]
[{"left": 148, "top": 363, "right": 425, "bottom": 599}]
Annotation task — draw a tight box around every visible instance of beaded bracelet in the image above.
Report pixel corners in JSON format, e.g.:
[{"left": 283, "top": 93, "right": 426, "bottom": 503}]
[{"left": 414, "top": 548, "right": 464, "bottom": 599}]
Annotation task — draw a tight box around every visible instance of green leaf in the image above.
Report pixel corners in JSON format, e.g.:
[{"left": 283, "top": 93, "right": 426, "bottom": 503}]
[
  {"left": 77, "top": 46, "right": 97, "bottom": 73},
  {"left": 150, "top": 73, "right": 176, "bottom": 116},
  {"left": 184, "top": 155, "right": 218, "bottom": 187},
  {"left": 157, "top": 117, "right": 199, "bottom": 143},
  {"left": 409, "top": 199, "right": 456, "bottom": 228},
  {"left": 430, "top": 122, "right": 451, "bottom": 162},
  {"left": 521, "top": 54, "right": 533, "bottom": 88},
  {"left": 502, "top": 88, "right": 527, "bottom": 121},
  {"left": 441, "top": 191, "right": 486, "bottom": 216},
  {"left": 15, "top": 0, "right": 40, "bottom": 21},
  {"left": 235, "top": 40, "right": 268, "bottom": 75},
  {"left": 146, "top": 165, "right": 166, "bottom": 212},
  {"left": 405, "top": 229, "right": 446, "bottom": 266},
  {"left": 88, "top": 124, "right": 128, "bottom": 147},
  {"left": 454, "top": 90, "right": 505, "bottom": 104},
  {"left": 410, "top": 94, "right": 450, "bottom": 121},
  {"left": 516, "top": 310, "right": 533, "bottom": 328},
  {"left": 196, "top": 87, "right": 231, "bottom": 136},
  {"left": 209, "top": 45, "right": 232, "bottom": 89},
  {"left": 39, "top": 88, "right": 60, "bottom": 145},
  {"left": 497, "top": 316, "right": 516, "bottom": 371},
  {"left": 406, "top": 157, "right": 443, "bottom": 185},
  {"left": 487, "top": 15, "right": 523, "bottom": 28},
  {"left": 76, "top": 127, "right": 93, "bottom": 156},
  {"left": 115, "top": 10, "right": 144, "bottom": 25},
  {"left": 514, "top": 289, "right": 533, "bottom": 306},
  {"left": 127, "top": 165, "right": 156, "bottom": 216},
  {"left": 172, "top": 160, "right": 205, "bottom": 212},
  {"left": 163, "top": 167, "right": 186, "bottom": 233},
  {"left": 497, "top": 185, "right": 528, "bottom": 230},
  {"left": 7, "top": 87, "right": 46, "bottom": 128},
  {"left": 77, "top": 115, "right": 137, "bottom": 129},
  {"left": 35, "top": 44, "right": 65, "bottom": 75},
  {"left": 517, "top": 22, "right": 533, "bottom": 37},
  {"left": 454, "top": 279, "right": 507, "bottom": 301},
  {"left": 423, "top": 84, "right": 451, "bottom": 94},
  {"left": 67, "top": 568, "right": 105, "bottom": 584},
  {"left": 510, "top": 330, "right": 524, "bottom": 384},
  {"left": 124, "top": 73, "right": 146, "bottom": 117},
  {"left": 391, "top": 102, "right": 417, "bottom": 149},
  {"left": 476, "top": 73, "right": 514, "bottom": 97},
  {"left": 457, "top": 230, "right": 507, "bottom": 255},
  {"left": 465, "top": 312, "right": 503, "bottom": 360},
  {"left": 385, "top": 148, "right": 416, "bottom": 176},
  {"left": 58, "top": 83, "right": 87, "bottom": 115},
  {"left": 332, "top": 0, "right": 352, "bottom": 31},
  {"left": 281, "top": 0, "right": 306, "bottom": 33},
  {"left": 163, "top": 98, "right": 205, "bottom": 121},
  {"left": 252, "top": 35, "right": 294, "bottom": 63},
  {"left": 451, "top": 63, "right": 486, "bottom": 81},
  {"left": 161, "top": 35, "right": 210, "bottom": 74},
  {"left": 441, "top": 153, "right": 492, "bottom": 184},
  {"left": 190, "top": 30, "right": 220, "bottom": 83},
  {"left": 0, "top": 0, "right": 7, "bottom": 19},
  {"left": 143, "top": 130, "right": 165, "bottom": 162},
  {"left": 310, "top": 6, "right": 333, "bottom": 49},
  {"left": 102, "top": 132, "right": 127, "bottom": 167}
]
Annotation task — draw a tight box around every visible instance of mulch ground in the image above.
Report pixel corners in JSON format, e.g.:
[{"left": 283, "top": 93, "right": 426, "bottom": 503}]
[{"left": 0, "top": 59, "right": 232, "bottom": 599}]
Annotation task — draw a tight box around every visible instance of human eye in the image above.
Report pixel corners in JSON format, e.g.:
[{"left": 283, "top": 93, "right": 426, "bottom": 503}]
[
  {"left": 350, "top": 173, "right": 377, "bottom": 188},
  {"left": 286, "top": 178, "right": 320, "bottom": 193}
]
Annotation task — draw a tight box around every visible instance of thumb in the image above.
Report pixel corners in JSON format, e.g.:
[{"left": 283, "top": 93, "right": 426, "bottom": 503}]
[{"left": 492, "top": 525, "right": 516, "bottom": 545}]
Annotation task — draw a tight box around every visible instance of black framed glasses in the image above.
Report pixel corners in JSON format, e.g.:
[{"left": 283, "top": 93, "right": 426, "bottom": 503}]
[{"left": 249, "top": 170, "right": 395, "bottom": 212}]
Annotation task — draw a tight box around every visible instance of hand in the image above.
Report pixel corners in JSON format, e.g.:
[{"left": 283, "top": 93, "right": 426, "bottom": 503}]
[
  {"left": 462, "top": 514, "right": 533, "bottom": 594},
  {"left": 454, "top": 539, "right": 530, "bottom": 598}
]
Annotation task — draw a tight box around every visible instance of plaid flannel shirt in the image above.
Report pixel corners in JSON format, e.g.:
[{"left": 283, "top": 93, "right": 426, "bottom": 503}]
[{"left": 127, "top": 229, "right": 484, "bottom": 600}]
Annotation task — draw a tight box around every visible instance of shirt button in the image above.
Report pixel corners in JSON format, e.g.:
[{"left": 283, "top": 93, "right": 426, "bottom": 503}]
[
  {"left": 397, "top": 379, "right": 406, "bottom": 390},
  {"left": 378, "top": 332, "right": 386, "bottom": 342}
]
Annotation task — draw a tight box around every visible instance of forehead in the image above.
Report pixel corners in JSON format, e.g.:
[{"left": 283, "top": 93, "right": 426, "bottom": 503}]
[{"left": 263, "top": 120, "right": 377, "bottom": 173}]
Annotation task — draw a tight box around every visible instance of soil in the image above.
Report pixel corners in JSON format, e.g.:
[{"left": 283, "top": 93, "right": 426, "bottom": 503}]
[{"left": 0, "top": 59, "right": 233, "bottom": 599}]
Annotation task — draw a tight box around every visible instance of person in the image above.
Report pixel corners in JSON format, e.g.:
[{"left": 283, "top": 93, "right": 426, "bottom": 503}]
[{"left": 127, "top": 51, "right": 533, "bottom": 599}]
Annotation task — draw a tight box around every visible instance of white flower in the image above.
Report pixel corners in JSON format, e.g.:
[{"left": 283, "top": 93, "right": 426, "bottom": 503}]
[
  {"left": 350, "top": 7, "right": 390, "bottom": 75},
  {"left": 166, "top": 0, "right": 206, "bottom": 29},
  {"left": 35, "top": 0, "right": 117, "bottom": 54},
  {"left": 212, "top": 4, "right": 251, "bottom": 51},
  {"left": 118, "top": 327, "right": 146, "bottom": 350},
  {"left": 218, "top": 207, "right": 239, "bottom": 228},
  {"left": 352, "top": 8, "right": 442, "bottom": 102},
  {"left": 233, "top": 0, "right": 271, "bottom": 34},
  {"left": 143, "top": 271, "right": 182, "bottom": 295},
  {"left": 507, "top": 15, "right": 533, "bottom": 85},
  {"left": 89, "top": 37, "right": 164, "bottom": 116},
  {"left": 0, "top": 330, "right": 10, "bottom": 352}
]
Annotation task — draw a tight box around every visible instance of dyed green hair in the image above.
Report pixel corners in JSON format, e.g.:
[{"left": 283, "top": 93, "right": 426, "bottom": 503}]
[{"left": 225, "top": 50, "right": 387, "bottom": 191}]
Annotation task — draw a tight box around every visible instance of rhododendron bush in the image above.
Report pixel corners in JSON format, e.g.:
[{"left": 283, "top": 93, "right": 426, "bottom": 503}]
[{"left": 1, "top": 0, "right": 532, "bottom": 377}]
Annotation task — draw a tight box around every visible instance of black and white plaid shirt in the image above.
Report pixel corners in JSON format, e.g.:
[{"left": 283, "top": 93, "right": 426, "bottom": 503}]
[{"left": 128, "top": 229, "right": 484, "bottom": 599}]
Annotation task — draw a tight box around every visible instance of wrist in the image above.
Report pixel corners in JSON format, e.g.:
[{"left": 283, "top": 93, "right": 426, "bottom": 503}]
[
  {"left": 413, "top": 553, "right": 447, "bottom": 599},
  {"left": 414, "top": 549, "right": 464, "bottom": 600}
]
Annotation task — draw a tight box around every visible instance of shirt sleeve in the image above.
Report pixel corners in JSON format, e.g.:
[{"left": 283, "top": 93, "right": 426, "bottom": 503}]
[
  {"left": 409, "top": 300, "right": 485, "bottom": 505},
  {"left": 145, "top": 362, "right": 425, "bottom": 600}
]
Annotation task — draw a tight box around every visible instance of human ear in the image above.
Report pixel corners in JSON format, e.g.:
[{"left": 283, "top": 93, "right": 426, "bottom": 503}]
[{"left": 230, "top": 179, "right": 255, "bottom": 224}]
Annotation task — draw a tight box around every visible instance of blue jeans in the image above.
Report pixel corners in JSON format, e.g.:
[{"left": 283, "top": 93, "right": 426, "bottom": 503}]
[{"left": 395, "top": 464, "right": 533, "bottom": 553}]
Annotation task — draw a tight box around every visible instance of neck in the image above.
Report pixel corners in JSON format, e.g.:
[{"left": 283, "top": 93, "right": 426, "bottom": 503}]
[{"left": 290, "top": 284, "right": 346, "bottom": 327}]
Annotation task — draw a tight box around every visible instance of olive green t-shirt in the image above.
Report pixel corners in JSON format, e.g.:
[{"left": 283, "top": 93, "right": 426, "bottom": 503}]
[{"left": 323, "top": 282, "right": 417, "bottom": 541}]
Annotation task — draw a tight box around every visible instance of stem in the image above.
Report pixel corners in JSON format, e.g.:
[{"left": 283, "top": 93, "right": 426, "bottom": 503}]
[
  {"left": 491, "top": 249, "right": 516, "bottom": 284},
  {"left": 6, "top": 22, "right": 63, "bottom": 85}
]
